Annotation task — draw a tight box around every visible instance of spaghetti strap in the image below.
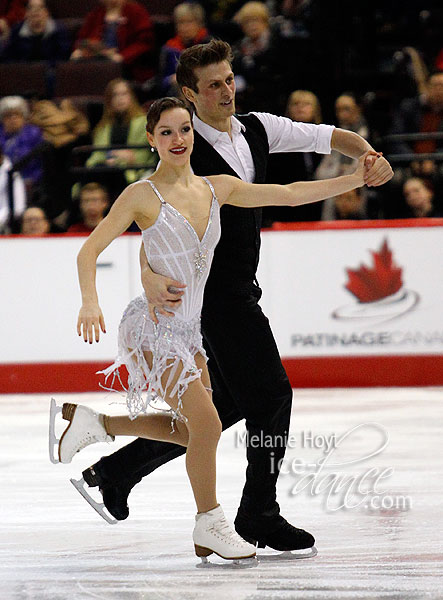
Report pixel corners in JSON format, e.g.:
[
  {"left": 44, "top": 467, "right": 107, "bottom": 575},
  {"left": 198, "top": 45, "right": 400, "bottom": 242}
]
[
  {"left": 146, "top": 179, "right": 166, "bottom": 204},
  {"left": 201, "top": 176, "right": 217, "bottom": 201}
]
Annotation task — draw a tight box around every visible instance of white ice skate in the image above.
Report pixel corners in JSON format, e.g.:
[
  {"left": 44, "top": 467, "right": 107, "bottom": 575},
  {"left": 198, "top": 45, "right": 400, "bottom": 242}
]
[
  {"left": 193, "top": 505, "right": 257, "bottom": 568},
  {"left": 48, "top": 399, "right": 114, "bottom": 464}
]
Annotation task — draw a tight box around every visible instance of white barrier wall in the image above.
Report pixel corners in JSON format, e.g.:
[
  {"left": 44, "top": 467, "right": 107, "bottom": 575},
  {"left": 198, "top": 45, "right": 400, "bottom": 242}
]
[
  {"left": 258, "top": 225, "right": 443, "bottom": 358},
  {"left": 0, "top": 235, "right": 142, "bottom": 363},
  {"left": 1, "top": 220, "right": 443, "bottom": 391}
]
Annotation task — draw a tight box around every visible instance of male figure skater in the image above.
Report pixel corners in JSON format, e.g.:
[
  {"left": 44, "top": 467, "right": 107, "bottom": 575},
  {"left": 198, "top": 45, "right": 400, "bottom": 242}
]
[{"left": 78, "top": 40, "right": 393, "bottom": 552}]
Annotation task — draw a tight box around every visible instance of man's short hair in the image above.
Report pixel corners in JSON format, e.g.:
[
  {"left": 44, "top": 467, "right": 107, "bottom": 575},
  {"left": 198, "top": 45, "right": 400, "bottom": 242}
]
[{"left": 176, "top": 39, "right": 233, "bottom": 93}]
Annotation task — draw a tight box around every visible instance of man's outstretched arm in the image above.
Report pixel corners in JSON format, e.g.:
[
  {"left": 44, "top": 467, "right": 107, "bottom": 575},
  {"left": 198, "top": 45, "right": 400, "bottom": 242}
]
[{"left": 331, "top": 128, "right": 393, "bottom": 187}]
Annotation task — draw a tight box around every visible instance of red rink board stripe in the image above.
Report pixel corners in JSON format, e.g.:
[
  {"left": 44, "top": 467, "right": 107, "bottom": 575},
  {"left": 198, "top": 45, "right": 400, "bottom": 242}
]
[{"left": 1, "top": 356, "right": 442, "bottom": 393}]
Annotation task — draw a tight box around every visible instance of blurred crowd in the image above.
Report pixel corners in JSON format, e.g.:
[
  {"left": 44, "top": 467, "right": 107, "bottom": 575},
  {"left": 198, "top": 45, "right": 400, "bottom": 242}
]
[{"left": 1, "top": 0, "right": 443, "bottom": 234}]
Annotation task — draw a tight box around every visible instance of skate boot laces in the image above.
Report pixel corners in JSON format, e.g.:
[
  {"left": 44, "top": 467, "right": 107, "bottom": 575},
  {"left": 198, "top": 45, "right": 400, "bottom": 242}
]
[{"left": 208, "top": 514, "right": 249, "bottom": 548}]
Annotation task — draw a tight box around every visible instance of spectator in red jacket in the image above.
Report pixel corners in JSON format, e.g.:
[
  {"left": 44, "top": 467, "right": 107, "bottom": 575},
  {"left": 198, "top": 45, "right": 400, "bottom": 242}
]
[
  {"left": 159, "top": 3, "right": 211, "bottom": 95},
  {"left": 71, "top": 0, "right": 155, "bottom": 83},
  {"left": 0, "top": 0, "right": 26, "bottom": 40}
]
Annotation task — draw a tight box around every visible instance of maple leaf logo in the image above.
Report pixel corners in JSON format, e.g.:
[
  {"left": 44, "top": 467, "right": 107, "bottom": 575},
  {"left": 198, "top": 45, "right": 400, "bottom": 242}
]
[{"left": 345, "top": 239, "right": 403, "bottom": 303}]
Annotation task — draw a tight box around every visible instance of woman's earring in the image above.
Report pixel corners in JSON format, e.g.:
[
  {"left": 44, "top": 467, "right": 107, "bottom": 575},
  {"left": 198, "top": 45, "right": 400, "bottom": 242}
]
[{"left": 151, "top": 146, "right": 156, "bottom": 153}]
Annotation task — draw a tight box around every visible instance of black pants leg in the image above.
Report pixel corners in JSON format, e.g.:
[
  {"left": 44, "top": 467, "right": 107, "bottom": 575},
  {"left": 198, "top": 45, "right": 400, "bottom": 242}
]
[{"left": 201, "top": 296, "right": 293, "bottom": 528}]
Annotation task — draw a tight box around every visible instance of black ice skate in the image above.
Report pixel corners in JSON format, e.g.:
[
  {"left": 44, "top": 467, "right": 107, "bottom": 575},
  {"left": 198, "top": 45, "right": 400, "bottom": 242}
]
[
  {"left": 69, "top": 476, "right": 117, "bottom": 525},
  {"left": 235, "top": 513, "right": 317, "bottom": 560}
]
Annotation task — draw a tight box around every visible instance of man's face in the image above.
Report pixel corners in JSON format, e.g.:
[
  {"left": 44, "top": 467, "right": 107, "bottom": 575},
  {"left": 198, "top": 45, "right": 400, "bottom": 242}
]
[{"left": 184, "top": 61, "right": 236, "bottom": 122}]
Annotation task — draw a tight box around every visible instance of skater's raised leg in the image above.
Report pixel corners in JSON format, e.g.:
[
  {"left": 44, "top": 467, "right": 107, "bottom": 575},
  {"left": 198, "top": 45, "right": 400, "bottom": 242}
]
[{"left": 54, "top": 352, "right": 256, "bottom": 562}]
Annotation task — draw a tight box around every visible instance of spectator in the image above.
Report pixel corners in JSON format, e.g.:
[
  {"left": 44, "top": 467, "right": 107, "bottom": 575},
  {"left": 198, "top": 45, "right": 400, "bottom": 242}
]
[
  {"left": 321, "top": 188, "right": 368, "bottom": 221},
  {"left": 0, "top": 0, "right": 26, "bottom": 40},
  {"left": 402, "top": 177, "right": 443, "bottom": 218},
  {"left": 30, "top": 98, "right": 91, "bottom": 224},
  {"left": 86, "top": 78, "right": 156, "bottom": 197},
  {"left": 232, "top": 1, "right": 289, "bottom": 113},
  {"left": 0, "top": 0, "right": 70, "bottom": 62},
  {"left": 390, "top": 71, "right": 443, "bottom": 178},
  {"left": 264, "top": 89, "right": 324, "bottom": 223},
  {"left": 71, "top": 0, "right": 155, "bottom": 83},
  {"left": 68, "top": 182, "right": 109, "bottom": 232},
  {"left": 0, "top": 95, "right": 43, "bottom": 189},
  {"left": 159, "top": 3, "right": 210, "bottom": 95},
  {"left": 315, "top": 92, "right": 369, "bottom": 181},
  {"left": 21, "top": 204, "right": 49, "bottom": 234},
  {"left": 286, "top": 89, "right": 322, "bottom": 125},
  {"left": 0, "top": 145, "right": 26, "bottom": 233}
]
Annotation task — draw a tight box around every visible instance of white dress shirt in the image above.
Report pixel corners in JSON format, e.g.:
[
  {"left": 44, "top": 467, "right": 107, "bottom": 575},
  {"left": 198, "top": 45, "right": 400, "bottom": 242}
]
[{"left": 193, "top": 112, "right": 334, "bottom": 183}]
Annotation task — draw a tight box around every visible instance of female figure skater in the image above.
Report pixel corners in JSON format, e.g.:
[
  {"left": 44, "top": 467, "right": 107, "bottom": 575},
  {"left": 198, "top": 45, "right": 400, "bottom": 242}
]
[{"left": 51, "top": 97, "right": 372, "bottom": 564}]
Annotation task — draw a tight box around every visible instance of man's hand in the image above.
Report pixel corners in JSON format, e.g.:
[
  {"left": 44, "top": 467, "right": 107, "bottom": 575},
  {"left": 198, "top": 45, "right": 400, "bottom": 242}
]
[
  {"left": 141, "top": 268, "right": 186, "bottom": 324},
  {"left": 363, "top": 152, "right": 394, "bottom": 187}
]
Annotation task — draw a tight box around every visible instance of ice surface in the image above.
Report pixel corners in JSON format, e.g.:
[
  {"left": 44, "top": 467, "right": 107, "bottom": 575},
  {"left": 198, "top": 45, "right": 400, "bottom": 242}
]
[{"left": 1, "top": 388, "right": 442, "bottom": 599}]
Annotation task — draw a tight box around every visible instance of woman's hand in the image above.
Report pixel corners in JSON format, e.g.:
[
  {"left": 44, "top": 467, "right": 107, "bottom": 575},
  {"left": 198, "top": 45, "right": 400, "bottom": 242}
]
[
  {"left": 363, "top": 151, "right": 393, "bottom": 187},
  {"left": 354, "top": 150, "right": 380, "bottom": 186},
  {"left": 141, "top": 268, "right": 185, "bottom": 324},
  {"left": 77, "top": 303, "right": 106, "bottom": 344}
]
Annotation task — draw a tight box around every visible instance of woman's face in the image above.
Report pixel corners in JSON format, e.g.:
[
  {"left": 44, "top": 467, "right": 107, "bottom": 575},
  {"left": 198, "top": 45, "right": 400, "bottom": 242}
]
[
  {"left": 111, "top": 82, "right": 132, "bottom": 114},
  {"left": 241, "top": 17, "right": 268, "bottom": 41},
  {"left": 287, "top": 97, "right": 315, "bottom": 123},
  {"left": 148, "top": 107, "right": 193, "bottom": 165},
  {"left": 403, "top": 179, "right": 433, "bottom": 209},
  {"left": 2, "top": 110, "right": 26, "bottom": 134},
  {"left": 335, "top": 95, "right": 360, "bottom": 127},
  {"left": 176, "top": 16, "right": 201, "bottom": 43}
]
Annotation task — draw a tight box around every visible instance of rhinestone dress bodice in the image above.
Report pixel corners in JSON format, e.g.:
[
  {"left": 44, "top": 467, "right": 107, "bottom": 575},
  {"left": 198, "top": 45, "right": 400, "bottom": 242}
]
[
  {"left": 100, "top": 177, "right": 221, "bottom": 422},
  {"left": 142, "top": 177, "right": 221, "bottom": 321}
]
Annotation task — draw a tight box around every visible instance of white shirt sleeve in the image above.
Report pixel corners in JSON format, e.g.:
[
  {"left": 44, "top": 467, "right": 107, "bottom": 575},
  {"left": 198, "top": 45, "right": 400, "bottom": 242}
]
[
  {"left": 251, "top": 112, "right": 335, "bottom": 155},
  {"left": 12, "top": 172, "right": 26, "bottom": 219}
]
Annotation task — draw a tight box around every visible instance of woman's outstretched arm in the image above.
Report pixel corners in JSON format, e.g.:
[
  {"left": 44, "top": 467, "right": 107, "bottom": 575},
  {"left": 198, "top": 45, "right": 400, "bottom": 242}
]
[
  {"left": 212, "top": 151, "right": 376, "bottom": 209},
  {"left": 77, "top": 183, "right": 147, "bottom": 343}
]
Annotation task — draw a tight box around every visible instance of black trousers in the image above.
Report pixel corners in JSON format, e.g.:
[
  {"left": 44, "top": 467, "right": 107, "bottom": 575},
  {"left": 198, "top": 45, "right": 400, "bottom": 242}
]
[{"left": 97, "top": 290, "right": 293, "bottom": 526}]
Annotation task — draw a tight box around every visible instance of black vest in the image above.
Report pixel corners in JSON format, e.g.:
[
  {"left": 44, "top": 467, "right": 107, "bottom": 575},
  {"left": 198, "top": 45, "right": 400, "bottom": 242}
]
[{"left": 191, "top": 114, "right": 269, "bottom": 298}]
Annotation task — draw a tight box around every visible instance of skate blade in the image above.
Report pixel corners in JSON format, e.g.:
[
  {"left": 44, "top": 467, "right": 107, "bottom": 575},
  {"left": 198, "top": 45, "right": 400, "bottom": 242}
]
[
  {"left": 196, "top": 555, "right": 258, "bottom": 569},
  {"left": 48, "top": 398, "right": 63, "bottom": 464},
  {"left": 258, "top": 545, "right": 318, "bottom": 562},
  {"left": 70, "top": 477, "right": 117, "bottom": 525}
]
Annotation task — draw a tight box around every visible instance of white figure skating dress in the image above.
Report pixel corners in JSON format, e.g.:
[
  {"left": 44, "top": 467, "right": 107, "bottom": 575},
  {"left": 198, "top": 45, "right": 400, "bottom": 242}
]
[{"left": 101, "top": 177, "right": 221, "bottom": 422}]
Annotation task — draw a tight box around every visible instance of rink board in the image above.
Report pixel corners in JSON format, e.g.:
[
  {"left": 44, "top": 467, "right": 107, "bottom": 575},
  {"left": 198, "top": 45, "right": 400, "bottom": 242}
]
[{"left": 1, "top": 219, "right": 443, "bottom": 392}]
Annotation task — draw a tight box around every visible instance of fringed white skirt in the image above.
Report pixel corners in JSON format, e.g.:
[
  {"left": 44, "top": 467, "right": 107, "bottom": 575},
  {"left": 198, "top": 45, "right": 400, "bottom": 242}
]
[{"left": 99, "top": 294, "right": 207, "bottom": 423}]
